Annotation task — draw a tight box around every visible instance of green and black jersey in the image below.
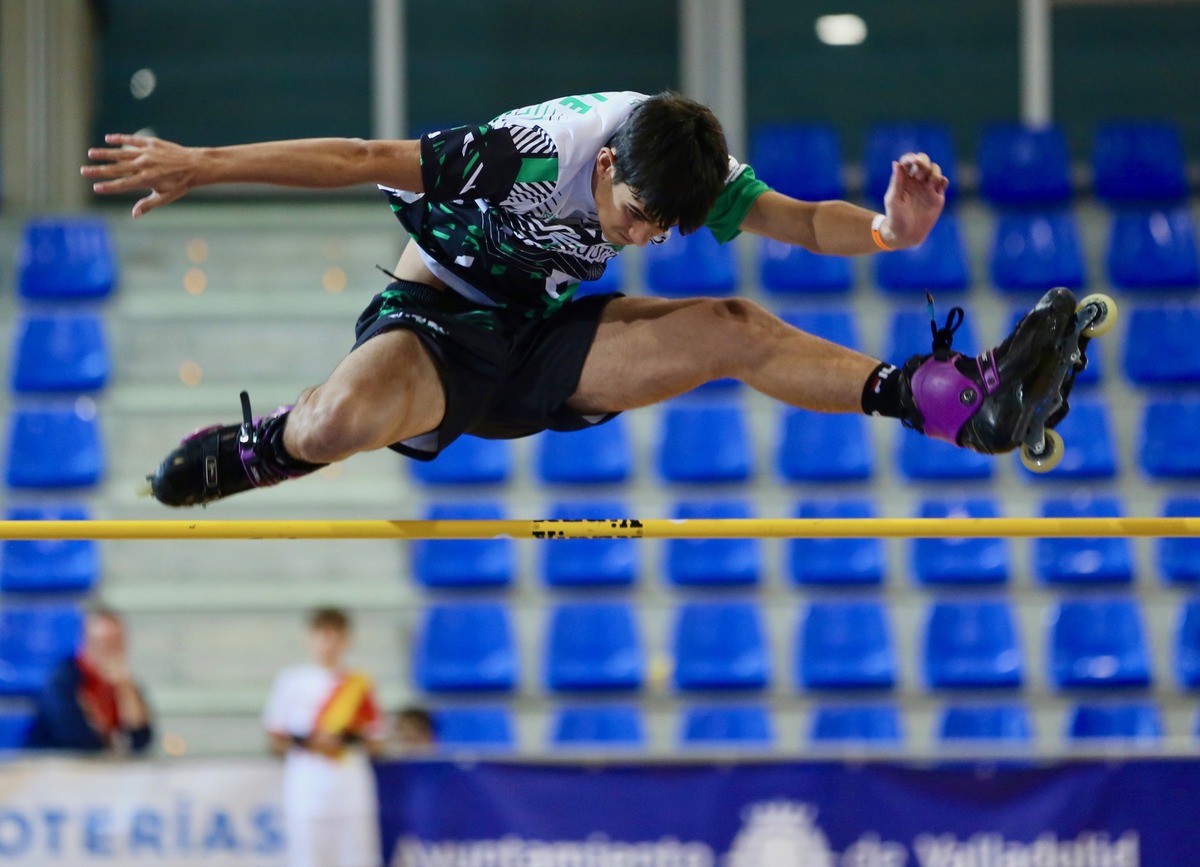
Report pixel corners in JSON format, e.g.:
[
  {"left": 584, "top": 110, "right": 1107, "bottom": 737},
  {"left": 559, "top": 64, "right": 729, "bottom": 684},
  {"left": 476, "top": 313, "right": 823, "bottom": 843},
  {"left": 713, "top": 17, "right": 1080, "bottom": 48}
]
[{"left": 378, "top": 91, "right": 770, "bottom": 316}]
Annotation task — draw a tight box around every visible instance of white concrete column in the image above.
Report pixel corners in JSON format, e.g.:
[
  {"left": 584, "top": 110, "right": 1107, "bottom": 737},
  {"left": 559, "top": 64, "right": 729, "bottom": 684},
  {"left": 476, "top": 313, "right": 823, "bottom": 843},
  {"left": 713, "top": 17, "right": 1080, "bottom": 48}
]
[
  {"left": 371, "top": 0, "right": 407, "bottom": 139},
  {"left": 1, "top": 0, "right": 96, "bottom": 211},
  {"left": 1020, "top": 0, "right": 1053, "bottom": 124},
  {"left": 680, "top": 0, "right": 746, "bottom": 159}
]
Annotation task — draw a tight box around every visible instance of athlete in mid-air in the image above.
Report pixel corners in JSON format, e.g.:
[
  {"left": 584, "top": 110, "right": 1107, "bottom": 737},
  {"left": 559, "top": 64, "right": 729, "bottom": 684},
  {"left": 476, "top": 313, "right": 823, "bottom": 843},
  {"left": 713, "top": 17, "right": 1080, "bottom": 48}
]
[{"left": 81, "top": 90, "right": 1087, "bottom": 505}]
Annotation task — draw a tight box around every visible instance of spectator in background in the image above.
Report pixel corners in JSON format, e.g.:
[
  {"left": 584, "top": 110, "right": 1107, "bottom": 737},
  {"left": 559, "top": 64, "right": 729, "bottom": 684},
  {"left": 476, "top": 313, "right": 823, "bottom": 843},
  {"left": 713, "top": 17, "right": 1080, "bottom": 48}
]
[
  {"left": 393, "top": 705, "right": 437, "bottom": 755},
  {"left": 25, "top": 606, "right": 153, "bottom": 754},
  {"left": 263, "top": 607, "right": 385, "bottom": 867}
]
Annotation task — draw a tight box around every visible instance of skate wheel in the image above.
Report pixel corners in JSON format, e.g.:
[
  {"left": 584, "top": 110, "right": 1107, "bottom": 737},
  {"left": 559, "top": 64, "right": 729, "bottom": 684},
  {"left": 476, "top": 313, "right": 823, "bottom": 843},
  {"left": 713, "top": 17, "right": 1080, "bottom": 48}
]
[
  {"left": 136, "top": 479, "right": 154, "bottom": 498},
  {"left": 1020, "top": 428, "right": 1065, "bottom": 473},
  {"left": 1078, "top": 293, "right": 1118, "bottom": 338}
]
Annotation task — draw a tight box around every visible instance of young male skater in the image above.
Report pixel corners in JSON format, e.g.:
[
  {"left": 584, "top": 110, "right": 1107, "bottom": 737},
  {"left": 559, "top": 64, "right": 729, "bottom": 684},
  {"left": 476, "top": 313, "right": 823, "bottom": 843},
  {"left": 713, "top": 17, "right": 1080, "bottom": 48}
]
[{"left": 82, "top": 90, "right": 1083, "bottom": 505}]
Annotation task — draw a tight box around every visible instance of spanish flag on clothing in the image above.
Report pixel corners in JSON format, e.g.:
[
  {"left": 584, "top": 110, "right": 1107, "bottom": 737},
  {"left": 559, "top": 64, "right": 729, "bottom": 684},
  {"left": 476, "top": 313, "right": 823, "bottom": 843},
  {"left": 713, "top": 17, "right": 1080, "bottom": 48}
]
[{"left": 314, "top": 671, "right": 380, "bottom": 748}]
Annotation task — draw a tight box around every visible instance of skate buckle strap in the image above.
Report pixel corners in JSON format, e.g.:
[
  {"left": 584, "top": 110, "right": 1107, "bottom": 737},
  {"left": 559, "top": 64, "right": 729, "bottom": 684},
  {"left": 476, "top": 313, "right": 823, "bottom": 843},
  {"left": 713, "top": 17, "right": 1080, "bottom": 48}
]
[
  {"left": 977, "top": 351, "right": 1001, "bottom": 393},
  {"left": 926, "top": 291, "right": 965, "bottom": 360}
]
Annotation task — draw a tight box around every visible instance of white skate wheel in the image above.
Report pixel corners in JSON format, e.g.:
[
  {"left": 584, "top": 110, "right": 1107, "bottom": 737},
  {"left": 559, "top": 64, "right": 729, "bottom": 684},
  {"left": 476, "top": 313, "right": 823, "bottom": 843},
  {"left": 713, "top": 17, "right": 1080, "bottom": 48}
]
[
  {"left": 1020, "top": 428, "right": 1065, "bottom": 473},
  {"left": 1078, "top": 293, "right": 1118, "bottom": 338}
]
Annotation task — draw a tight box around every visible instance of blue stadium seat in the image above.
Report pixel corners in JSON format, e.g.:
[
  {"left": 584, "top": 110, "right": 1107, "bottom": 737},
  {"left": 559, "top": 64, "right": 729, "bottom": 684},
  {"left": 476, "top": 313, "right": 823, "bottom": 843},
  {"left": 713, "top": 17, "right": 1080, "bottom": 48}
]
[
  {"left": 551, "top": 706, "right": 644, "bottom": 747},
  {"left": 873, "top": 213, "right": 969, "bottom": 294},
  {"left": 4, "top": 406, "right": 104, "bottom": 489},
  {"left": 1006, "top": 305, "right": 1101, "bottom": 387},
  {"left": 664, "top": 499, "right": 761, "bottom": 587},
  {"left": 810, "top": 704, "right": 902, "bottom": 744},
  {"left": 1159, "top": 497, "right": 1200, "bottom": 584},
  {"left": 0, "top": 711, "right": 33, "bottom": 750},
  {"left": 413, "top": 603, "right": 517, "bottom": 693},
  {"left": 865, "top": 121, "right": 958, "bottom": 206},
  {"left": 924, "top": 600, "right": 1023, "bottom": 689},
  {"left": 545, "top": 602, "right": 644, "bottom": 692},
  {"left": 751, "top": 123, "right": 845, "bottom": 201},
  {"left": 1106, "top": 207, "right": 1200, "bottom": 290},
  {"left": 1139, "top": 399, "right": 1200, "bottom": 479},
  {"left": 788, "top": 499, "right": 885, "bottom": 586},
  {"left": 778, "top": 409, "right": 874, "bottom": 482},
  {"left": 778, "top": 308, "right": 861, "bottom": 350},
  {"left": 978, "top": 122, "right": 1072, "bottom": 206},
  {"left": 897, "top": 427, "right": 993, "bottom": 481},
  {"left": 797, "top": 600, "right": 896, "bottom": 690},
  {"left": 1093, "top": 121, "right": 1188, "bottom": 204},
  {"left": 656, "top": 398, "right": 753, "bottom": 483},
  {"left": 542, "top": 500, "right": 638, "bottom": 588},
  {"left": 411, "top": 502, "right": 514, "bottom": 588},
  {"left": 0, "top": 605, "right": 82, "bottom": 696},
  {"left": 0, "top": 506, "right": 99, "bottom": 594},
  {"left": 576, "top": 254, "right": 624, "bottom": 297},
  {"left": 672, "top": 602, "right": 770, "bottom": 691},
  {"left": 1036, "top": 497, "right": 1134, "bottom": 585},
  {"left": 1017, "top": 398, "right": 1117, "bottom": 480},
  {"left": 758, "top": 240, "right": 853, "bottom": 295},
  {"left": 1124, "top": 303, "right": 1200, "bottom": 384},
  {"left": 912, "top": 499, "right": 1009, "bottom": 585},
  {"left": 643, "top": 228, "right": 737, "bottom": 297},
  {"left": 885, "top": 307, "right": 978, "bottom": 365},
  {"left": 937, "top": 704, "right": 1032, "bottom": 742},
  {"left": 433, "top": 707, "right": 514, "bottom": 750},
  {"left": 1176, "top": 599, "right": 1200, "bottom": 689},
  {"left": 1050, "top": 598, "right": 1152, "bottom": 689},
  {"left": 680, "top": 704, "right": 773, "bottom": 746},
  {"left": 410, "top": 436, "right": 511, "bottom": 485},
  {"left": 535, "top": 416, "right": 632, "bottom": 485},
  {"left": 989, "top": 210, "right": 1086, "bottom": 292},
  {"left": 1067, "top": 703, "right": 1162, "bottom": 742},
  {"left": 17, "top": 218, "right": 117, "bottom": 300},
  {"left": 10, "top": 314, "right": 110, "bottom": 394}
]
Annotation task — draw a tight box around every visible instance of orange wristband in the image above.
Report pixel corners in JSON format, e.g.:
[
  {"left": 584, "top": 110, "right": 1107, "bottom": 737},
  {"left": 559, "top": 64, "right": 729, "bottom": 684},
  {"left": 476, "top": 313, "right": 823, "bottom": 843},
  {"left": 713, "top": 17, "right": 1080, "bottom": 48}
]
[{"left": 871, "top": 214, "right": 894, "bottom": 252}]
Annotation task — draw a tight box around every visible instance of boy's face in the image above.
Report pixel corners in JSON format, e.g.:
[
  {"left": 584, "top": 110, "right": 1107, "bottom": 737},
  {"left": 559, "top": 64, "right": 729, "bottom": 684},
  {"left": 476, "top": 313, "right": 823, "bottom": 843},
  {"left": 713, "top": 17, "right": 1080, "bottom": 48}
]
[
  {"left": 308, "top": 625, "right": 349, "bottom": 667},
  {"left": 593, "top": 147, "right": 670, "bottom": 247}
]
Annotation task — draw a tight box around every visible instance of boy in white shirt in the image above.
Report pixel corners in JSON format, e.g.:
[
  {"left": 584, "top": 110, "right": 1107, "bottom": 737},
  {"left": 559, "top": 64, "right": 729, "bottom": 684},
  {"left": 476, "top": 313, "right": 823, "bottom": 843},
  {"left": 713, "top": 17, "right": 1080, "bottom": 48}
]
[{"left": 263, "top": 608, "right": 386, "bottom": 867}]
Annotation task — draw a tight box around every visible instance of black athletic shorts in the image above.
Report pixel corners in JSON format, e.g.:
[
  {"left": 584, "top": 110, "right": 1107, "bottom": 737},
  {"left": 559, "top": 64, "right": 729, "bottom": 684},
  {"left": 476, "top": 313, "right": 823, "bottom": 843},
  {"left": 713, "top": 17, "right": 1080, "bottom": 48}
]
[{"left": 352, "top": 280, "right": 622, "bottom": 461}]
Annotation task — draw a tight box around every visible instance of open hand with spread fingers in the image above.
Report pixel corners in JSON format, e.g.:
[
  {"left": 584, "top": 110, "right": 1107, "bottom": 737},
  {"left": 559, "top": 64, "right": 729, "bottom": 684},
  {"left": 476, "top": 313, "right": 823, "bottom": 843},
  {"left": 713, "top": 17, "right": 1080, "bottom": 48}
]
[{"left": 81, "top": 133, "right": 203, "bottom": 218}]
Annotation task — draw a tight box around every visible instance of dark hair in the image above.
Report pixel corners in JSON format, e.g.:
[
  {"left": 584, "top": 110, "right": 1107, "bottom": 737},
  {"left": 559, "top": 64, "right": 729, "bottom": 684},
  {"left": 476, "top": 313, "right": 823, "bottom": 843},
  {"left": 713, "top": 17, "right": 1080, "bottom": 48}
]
[
  {"left": 607, "top": 91, "right": 728, "bottom": 236},
  {"left": 397, "top": 706, "right": 437, "bottom": 738},
  {"left": 309, "top": 607, "right": 350, "bottom": 632}
]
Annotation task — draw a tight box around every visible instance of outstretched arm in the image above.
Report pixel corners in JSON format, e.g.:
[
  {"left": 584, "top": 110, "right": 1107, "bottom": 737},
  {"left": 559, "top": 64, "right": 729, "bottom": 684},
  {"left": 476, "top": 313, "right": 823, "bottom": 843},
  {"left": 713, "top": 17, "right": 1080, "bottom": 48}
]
[
  {"left": 739, "top": 151, "right": 949, "bottom": 254},
  {"left": 82, "top": 134, "right": 423, "bottom": 218}
]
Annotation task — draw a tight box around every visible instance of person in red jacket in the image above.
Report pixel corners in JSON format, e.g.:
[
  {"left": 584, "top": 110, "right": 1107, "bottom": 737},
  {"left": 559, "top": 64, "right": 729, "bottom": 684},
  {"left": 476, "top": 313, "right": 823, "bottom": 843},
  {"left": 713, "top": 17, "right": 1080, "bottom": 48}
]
[{"left": 25, "top": 607, "right": 153, "bottom": 754}]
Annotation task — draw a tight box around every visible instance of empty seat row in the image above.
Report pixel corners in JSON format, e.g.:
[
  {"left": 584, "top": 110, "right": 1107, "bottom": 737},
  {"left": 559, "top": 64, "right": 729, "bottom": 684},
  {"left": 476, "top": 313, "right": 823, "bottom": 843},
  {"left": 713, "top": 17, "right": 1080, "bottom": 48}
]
[
  {"left": 403, "top": 493, "right": 1193, "bottom": 589},
  {"left": 410, "top": 597, "right": 1197, "bottom": 694},
  {"left": 622, "top": 206, "right": 1199, "bottom": 298},
  {"left": 407, "top": 700, "right": 1176, "bottom": 751},
  {"left": 750, "top": 119, "right": 1189, "bottom": 208}
]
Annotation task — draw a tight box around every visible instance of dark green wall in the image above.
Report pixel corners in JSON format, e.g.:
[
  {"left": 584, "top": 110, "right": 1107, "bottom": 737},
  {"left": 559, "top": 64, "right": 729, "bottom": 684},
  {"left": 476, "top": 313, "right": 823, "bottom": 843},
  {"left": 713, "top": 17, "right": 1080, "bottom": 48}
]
[{"left": 93, "top": 1, "right": 1200, "bottom": 165}]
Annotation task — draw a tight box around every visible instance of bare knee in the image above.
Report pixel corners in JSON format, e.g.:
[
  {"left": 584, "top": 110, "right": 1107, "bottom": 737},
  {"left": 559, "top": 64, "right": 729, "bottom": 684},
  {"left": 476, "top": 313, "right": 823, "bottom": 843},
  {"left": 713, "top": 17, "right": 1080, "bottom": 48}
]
[
  {"left": 285, "top": 387, "right": 382, "bottom": 464},
  {"left": 703, "top": 297, "right": 782, "bottom": 376}
]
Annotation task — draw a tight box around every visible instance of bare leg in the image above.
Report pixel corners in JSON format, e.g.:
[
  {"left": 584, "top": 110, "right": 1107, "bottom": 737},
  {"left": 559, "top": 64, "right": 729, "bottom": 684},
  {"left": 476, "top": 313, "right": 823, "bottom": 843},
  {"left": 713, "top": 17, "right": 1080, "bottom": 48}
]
[
  {"left": 570, "top": 296, "right": 879, "bottom": 414},
  {"left": 283, "top": 328, "right": 446, "bottom": 464}
]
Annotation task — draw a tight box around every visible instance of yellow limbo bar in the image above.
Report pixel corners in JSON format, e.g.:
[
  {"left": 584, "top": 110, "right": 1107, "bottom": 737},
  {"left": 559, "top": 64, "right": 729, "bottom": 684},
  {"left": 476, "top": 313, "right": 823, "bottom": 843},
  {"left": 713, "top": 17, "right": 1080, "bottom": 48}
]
[{"left": 0, "top": 517, "right": 1197, "bottom": 541}]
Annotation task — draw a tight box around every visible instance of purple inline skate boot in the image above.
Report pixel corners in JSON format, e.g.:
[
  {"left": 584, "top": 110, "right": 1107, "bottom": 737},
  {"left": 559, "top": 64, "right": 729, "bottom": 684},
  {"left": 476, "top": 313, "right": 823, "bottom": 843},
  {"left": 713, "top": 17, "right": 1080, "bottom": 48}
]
[
  {"left": 897, "top": 287, "right": 1117, "bottom": 472},
  {"left": 147, "top": 391, "right": 324, "bottom": 506}
]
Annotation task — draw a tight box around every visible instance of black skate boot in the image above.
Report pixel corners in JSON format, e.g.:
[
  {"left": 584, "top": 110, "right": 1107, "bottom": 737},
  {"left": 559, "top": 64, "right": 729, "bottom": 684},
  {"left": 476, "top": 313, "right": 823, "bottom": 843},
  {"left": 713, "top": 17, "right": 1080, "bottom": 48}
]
[
  {"left": 894, "top": 287, "right": 1087, "bottom": 455},
  {"left": 148, "top": 391, "right": 325, "bottom": 507}
]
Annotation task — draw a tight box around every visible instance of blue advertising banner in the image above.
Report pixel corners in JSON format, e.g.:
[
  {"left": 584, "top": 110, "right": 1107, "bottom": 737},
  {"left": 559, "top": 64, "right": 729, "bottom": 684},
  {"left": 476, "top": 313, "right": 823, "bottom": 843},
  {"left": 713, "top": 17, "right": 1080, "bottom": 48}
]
[{"left": 375, "top": 759, "right": 1200, "bottom": 867}]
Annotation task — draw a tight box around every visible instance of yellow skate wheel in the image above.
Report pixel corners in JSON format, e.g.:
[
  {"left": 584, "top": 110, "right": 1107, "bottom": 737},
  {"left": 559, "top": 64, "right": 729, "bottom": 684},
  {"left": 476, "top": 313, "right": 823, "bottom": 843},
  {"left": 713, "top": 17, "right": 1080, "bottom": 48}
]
[
  {"left": 1078, "top": 293, "right": 1118, "bottom": 337},
  {"left": 1020, "top": 428, "right": 1065, "bottom": 473}
]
